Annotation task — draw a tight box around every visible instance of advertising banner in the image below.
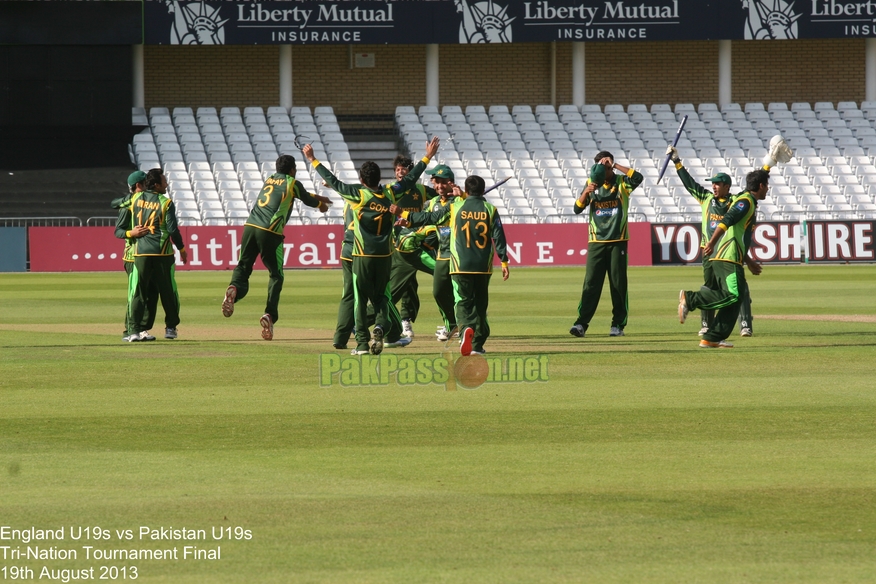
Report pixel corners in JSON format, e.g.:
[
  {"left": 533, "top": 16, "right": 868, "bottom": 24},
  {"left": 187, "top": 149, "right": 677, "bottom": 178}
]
[
  {"left": 143, "top": 0, "right": 876, "bottom": 46},
  {"left": 28, "top": 223, "right": 652, "bottom": 272},
  {"left": 651, "top": 220, "right": 876, "bottom": 264}
]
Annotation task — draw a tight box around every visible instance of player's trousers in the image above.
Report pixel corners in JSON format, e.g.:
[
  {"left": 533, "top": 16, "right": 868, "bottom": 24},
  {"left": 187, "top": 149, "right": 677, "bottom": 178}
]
[
  {"left": 575, "top": 240, "right": 628, "bottom": 331},
  {"left": 738, "top": 281, "right": 753, "bottom": 332},
  {"left": 685, "top": 259, "right": 745, "bottom": 343},
  {"left": 452, "top": 273, "right": 491, "bottom": 352},
  {"left": 229, "top": 225, "right": 284, "bottom": 323},
  {"left": 352, "top": 255, "right": 402, "bottom": 349},
  {"left": 433, "top": 259, "right": 456, "bottom": 331},
  {"left": 699, "top": 251, "right": 719, "bottom": 331},
  {"left": 333, "top": 258, "right": 354, "bottom": 348},
  {"left": 129, "top": 255, "right": 180, "bottom": 334},
  {"left": 700, "top": 254, "right": 753, "bottom": 333},
  {"left": 124, "top": 261, "right": 158, "bottom": 334},
  {"left": 390, "top": 250, "right": 435, "bottom": 322}
]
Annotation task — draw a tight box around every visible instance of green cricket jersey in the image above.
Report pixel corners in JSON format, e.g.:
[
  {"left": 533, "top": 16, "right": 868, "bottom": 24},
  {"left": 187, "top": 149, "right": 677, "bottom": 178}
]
[
  {"left": 675, "top": 165, "right": 732, "bottom": 247},
  {"left": 313, "top": 157, "right": 430, "bottom": 257},
  {"left": 420, "top": 195, "right": 458, "bottom": 260},
  {"left": 115, "top": 190, "right": 185, "bottom": 256},
  {"left": 712, "top": 192, "right": 758, "bottom": 265},
  {"left": 340, "top": 201, "right": 355, "bottom": 262},
  {"left": 246, "top": 174, "right": 321, "bottom": 235},
  {"left": 397, "top": 225, "right": 438, "bottom": 254},
  {"left": 573, "top": 168, "right": 643, "bottom": 242},
  {"left": 112, "top": 193, "right": 136, "bottom": 262},
  {"left": 405, "top": 195, "right": 508, "bottom": 275},
  {"left": 393, "top": 182, "right": 436, "bottom": 252}
]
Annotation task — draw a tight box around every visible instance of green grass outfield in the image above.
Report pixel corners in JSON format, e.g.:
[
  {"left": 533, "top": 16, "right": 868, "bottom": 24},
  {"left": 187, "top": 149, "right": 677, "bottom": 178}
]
[{"left": 1, "top": 265, "right": 875, "bottom": 583}]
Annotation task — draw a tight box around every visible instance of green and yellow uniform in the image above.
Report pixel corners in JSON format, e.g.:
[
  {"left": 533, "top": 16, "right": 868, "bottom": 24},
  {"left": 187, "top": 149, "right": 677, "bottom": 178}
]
[
  {"left": 389, "top": 182, "right": 437, "bottom": 323},
  {"left": 314, "top": 156, "right": 430, "bottom": 352},
  {"left": 227, "top": 173, "right": 321, "bottom": 324},
  {"left": 405, "top": 194, "right": 509, "bottom": 353},
  {"left": 112, "top": 193, "right": 157, "bottom": 336},
  {"left": 115, "top": 190, "right": 186, "bottom": 335},
  {"left": 572, "top": 167, "right": 643, "bottom": 333},
  {"left": 333, "top": 201, "right": 356, "bottom": 349},
  {"left": 683, "top": 191, "right": 758, "bottom": 343},
  {"left": 419, "top": 195, "right": 459, "bottom": 334},
  {"left": 676, "top": 165, "right": 753, "bottom": 334}
]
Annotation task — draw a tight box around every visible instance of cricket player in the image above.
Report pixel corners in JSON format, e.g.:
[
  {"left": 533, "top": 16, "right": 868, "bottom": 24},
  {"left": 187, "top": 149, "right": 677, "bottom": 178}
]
[
  {"left": 569, "top": 152, "right": 643, "bottom": 338},
  {"left": 388, "top": 155, "right": 438, "bottom": 338},
  {"left": 333, "top": 200, "right": 356, "bottom": 350},
  {"left": 304, "top": 137, "right": 440, "bottom": 355},
  {"left": 116, "top": 169, "right": 188, "bottom": 342},
  {"left": 679, "top": 169, "right": 768, "bottom": 348},
  {"left": 666, "top": 146, "right": 756, "bottom": 338},
  {"left": 393, "top": 174, "right": 510, "bottom": 356},
  {"left": 420, "top": 165, "right": 461, "bottom": 341},
  {"left": 112, "top": 170, "right": 159, "bottom": 341},
  {"left": 221, "top": 154, "right": 331, "bottom": 341}
]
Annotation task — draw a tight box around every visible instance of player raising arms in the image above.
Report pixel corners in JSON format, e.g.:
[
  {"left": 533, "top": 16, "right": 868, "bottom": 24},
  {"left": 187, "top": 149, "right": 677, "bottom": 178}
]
[
  {"left": 304, "top": 137, "right": 440, "bottom": 355},
  {"left": 221, "top": 154, "right": 331, "bottom": 340}
]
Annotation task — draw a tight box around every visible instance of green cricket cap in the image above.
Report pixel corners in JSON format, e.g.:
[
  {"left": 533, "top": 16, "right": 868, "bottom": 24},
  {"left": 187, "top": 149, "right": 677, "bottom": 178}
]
[
  {"left": 425, "top": 164, "right": 454, "bottom": 181},
  {"left": 589, "top": 163, "right": 607, "bottom": 185},
  {"left": 127, "top": 170, "right": 147, "bottom": 187},
  {"left": 707, "top": 172, "right": 732, "bottom": 185}
]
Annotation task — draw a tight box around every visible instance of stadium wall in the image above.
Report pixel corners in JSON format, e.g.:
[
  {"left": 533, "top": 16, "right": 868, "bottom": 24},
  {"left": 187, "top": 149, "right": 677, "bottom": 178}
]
[{"left": 143, "top": 39, "right": 866, "bottom": 113}]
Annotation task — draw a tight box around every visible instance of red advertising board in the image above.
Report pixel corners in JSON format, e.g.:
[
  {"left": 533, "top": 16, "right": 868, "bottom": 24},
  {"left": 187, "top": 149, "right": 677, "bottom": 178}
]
[{"left": 28, "top": 223, "right": 654, "bottom": 272}]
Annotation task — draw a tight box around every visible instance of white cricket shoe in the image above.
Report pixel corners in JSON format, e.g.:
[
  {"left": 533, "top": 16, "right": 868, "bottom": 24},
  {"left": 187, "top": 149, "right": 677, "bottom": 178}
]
[
  {"left": 139, "top": 330, "right": 156, "bottom": 341},
  {"left": 401, "top": 318, "right": 414, "bottom": 338}
]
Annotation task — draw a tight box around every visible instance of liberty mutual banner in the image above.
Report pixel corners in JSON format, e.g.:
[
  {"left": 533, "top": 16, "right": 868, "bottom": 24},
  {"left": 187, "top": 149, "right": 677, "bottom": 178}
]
[{"left": 143, "top": 0, "right": 876, "bottom": 46}]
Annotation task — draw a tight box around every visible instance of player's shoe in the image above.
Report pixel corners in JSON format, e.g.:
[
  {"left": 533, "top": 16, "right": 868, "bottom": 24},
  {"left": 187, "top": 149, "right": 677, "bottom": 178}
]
[
  {"left": 698, "top": 326, "right": 708, "bottom": 336},
  {"left": 569, "top": 324, "right": 585, "bottom": 338},
  {"left": 260, "top": 314, "right": 273, "bottom": 341},
  {"left": 370, "top": 326, "right": 384, "bottom": 355},
  {"left": 385, "top": 337, "right": 412, "bottom": 348},
  {"left": 436, "top": 325, "right": 458, "bottom": 342},
  {"left": 740, "top": 327, "right": 752, "bottom": 337},
  {"left": 138, "top": 330, "right": 156, "bottom": 341},
  {"left": 678, "top": 290, "right": 689, "bottom": 323},
  {"left": 609, "top": 326, "right": 624, "bottom": 337},
  {"left": 699, "top": 340, "right": 720, "bottom": 349},
  {"left": 222, "top": 285, "right": 237, "bottom": 317},
  {"left": 460, "top": 327, "right": 474, "bottom": 356},
  {"left": 333, "top": 343, "right": 348, "bottom": 350},
  {"left": 470, "top": 349, "right": 486, "bottom": 355},
  {"left": 123, "top": 333, "right": 141, "bottom": 343},
  {"left": 164, "top": 327, "right": 178, "bottom": 340},
  {"left": 401, "top": 318, "right": 414, "bottom": 338},
  {"left": 719, "top": 340, "right": 734, "bottom": 348},
  {"left": 350, "top": 348, "right": 369, "bottom": 355}
]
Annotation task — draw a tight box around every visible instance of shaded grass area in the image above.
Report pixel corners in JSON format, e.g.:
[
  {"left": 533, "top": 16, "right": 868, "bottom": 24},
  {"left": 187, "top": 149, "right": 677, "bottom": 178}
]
[{"left": 1, "top": 266, "right": 875, "bottom": 582}]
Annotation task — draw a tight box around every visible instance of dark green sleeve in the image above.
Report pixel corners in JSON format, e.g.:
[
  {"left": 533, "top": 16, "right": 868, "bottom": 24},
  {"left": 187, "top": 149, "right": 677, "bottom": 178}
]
[
  {"left": 293, "top": 181, "right": 320, "bottom": 208},
  {"left": 111, "top": 194, "right": 133, "bottom": 210},
  {"left": 114, "top": 207, "right": 132, "bottom": 239},
  {"left": 390, "top": 159, "right": 428, "bottom": 194},
  {"left": 165, "top": 201, "right": 185, "bottom": 250},
  {"left": 676, "top": 165, "right": 711, "bottom": 203},
  {"left": 314, "top": 162, "right": 363, "bottom": 202},
  {"left": 492, "top": 210, "right": 508, "bottom": 263},
  {"left": 406, "top": 206, "right": 448, "bottom": 228},
  {"left": 624, "top": 169, "right": 644, "bottom": 191}
]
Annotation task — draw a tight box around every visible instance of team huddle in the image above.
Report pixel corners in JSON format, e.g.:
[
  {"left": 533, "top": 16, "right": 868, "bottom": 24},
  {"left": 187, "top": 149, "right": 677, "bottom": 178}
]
[{"left": 114, "top": 134, "right": 790, "bottom": 351}]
